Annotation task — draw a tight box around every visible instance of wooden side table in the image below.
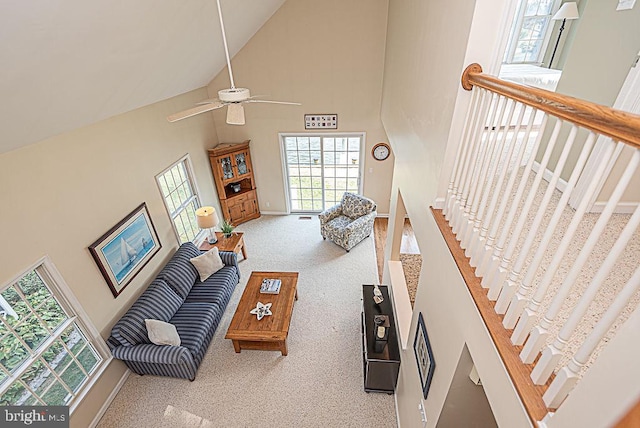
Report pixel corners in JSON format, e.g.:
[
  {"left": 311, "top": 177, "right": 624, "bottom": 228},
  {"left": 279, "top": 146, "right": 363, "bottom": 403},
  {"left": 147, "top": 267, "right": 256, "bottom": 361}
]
[{"left": 199, "top": 232, "right": 247, "bottom": 260}]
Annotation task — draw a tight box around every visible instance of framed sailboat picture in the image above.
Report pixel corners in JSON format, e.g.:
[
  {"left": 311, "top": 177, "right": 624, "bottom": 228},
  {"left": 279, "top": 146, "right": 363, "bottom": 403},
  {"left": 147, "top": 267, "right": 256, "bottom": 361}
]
[{"left": 89, "top": 203, "right": 161, "bottom": 297}]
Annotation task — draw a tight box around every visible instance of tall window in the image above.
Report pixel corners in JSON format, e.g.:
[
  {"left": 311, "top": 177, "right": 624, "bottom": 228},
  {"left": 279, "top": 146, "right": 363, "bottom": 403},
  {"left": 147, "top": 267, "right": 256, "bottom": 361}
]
[
  {"left": 504, "top": 0, "right": 558, "bottom": 64},
  {"left": 0, "top": 260, "right": 107, "bottom": 408},
  {"left": 282, "top": 134, "right": 363, "bottom": 212},
  {"left": 156, "top": 155, "right": 202, "bottom": 243}
]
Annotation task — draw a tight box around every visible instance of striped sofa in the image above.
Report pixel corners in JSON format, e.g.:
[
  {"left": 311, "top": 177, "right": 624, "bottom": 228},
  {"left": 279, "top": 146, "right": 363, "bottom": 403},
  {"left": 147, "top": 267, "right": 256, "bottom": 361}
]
[{"left": 107, "top": 242, "right": 240, "bottom": 381}]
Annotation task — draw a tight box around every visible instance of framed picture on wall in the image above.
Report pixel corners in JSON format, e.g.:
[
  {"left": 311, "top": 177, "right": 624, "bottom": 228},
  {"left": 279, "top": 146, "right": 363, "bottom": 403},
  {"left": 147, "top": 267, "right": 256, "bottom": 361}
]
[
  {"left": 89, "top": 203, "right": 161, "bottom": 297},
  {"left": 414, "top": 312, "right": 436, "bottom": 399}
]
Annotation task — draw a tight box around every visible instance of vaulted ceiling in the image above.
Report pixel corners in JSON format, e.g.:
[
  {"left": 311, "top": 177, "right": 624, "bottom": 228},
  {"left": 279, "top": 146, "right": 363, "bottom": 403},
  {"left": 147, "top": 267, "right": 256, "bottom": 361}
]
[{"left": 0, "top": 0, "right": 285, "bottom": 154}]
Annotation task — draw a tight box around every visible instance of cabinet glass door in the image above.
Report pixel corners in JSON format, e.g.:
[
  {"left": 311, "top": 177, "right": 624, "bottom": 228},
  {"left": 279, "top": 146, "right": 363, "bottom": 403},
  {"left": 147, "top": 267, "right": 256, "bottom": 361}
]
[
  {"left": 220, "top": 156, "right": 234, "bottom": 180},
  {"left": 235, "top": 153, "right": 248, "bottom": 175}
]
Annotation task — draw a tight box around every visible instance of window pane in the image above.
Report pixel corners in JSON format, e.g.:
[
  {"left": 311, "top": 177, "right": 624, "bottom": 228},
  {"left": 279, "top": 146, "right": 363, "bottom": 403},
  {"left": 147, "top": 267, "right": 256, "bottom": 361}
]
[
  {"left": 77, "top": 347, "right": 99, "bottom": 374},
  {"left": 21, "top": 360, "right": 55, "bottom": 399},
  {"left": 41, "top": 380, "right": 71, "bottom": 405},
  {"left": 0, "top": 381, "right": 33, "bottom": 406},
  {"left": 0, "top": 335, "right": 29, "bottom": 372},
  {"left": 40, "top": 298, "right": 67, "bottom": 331},
  {"left": 15, "top": 314, "right": 50, "bottom": 350},
  {"left": 60, "top": 360, "right": 86, "bottom": 393},
  {"left": 17, "top": 271, "right": 52, "bottom": 308}
]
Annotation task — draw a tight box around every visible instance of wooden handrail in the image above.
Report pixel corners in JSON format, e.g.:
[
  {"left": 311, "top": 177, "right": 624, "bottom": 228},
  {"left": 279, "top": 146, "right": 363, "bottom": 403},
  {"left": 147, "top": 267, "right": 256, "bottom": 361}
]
[{"left": 461, "top": 63, "right": 640, "bottom": 149}]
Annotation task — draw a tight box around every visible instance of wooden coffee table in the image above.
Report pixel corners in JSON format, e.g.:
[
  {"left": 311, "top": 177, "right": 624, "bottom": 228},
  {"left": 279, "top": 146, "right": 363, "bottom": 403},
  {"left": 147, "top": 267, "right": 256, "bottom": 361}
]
[
  {"left": 225, "top": 271, "right": 299, "bottom": 356},
  {"left": 199, "top": 232, "right": 247, "bottom": 260}
]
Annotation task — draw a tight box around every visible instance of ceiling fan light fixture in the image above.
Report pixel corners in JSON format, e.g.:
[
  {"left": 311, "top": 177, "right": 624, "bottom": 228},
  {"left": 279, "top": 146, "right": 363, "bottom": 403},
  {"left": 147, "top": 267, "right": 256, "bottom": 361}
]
[
  {"left": 218, "top": 88, "right": 251, "bottom": 102},
  {"left": 226, "top": 103, "right": 245, "bottom": 125}
]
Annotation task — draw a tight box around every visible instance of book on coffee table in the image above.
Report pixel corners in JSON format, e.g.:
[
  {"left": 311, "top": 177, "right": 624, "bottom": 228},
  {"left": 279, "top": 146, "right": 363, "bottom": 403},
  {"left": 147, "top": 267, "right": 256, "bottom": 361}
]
[{"left": 260, "top": 278, "right": 281, "bottom": 294}]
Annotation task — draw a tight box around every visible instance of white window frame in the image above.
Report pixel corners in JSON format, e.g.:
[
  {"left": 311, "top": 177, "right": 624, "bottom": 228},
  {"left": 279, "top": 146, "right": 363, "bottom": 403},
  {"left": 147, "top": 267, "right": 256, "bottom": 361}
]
[
  {"left": 0, "top": 257, "right": 111, "bottom": 412},
  {"left": 279, "top": 132, "right": 366, "bottom": 214},
  {"left": 504, "top": 0, "right": 561, "bottom": 65},
  {"left": 155, "top": 154, "right": 204, "bottom": 244}
]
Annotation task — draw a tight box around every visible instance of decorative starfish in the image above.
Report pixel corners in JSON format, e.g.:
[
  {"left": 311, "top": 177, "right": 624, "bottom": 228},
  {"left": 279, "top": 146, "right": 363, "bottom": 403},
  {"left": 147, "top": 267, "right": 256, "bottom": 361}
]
[{"left": 249, "top": 302, "right": 273, "bottom": 320}]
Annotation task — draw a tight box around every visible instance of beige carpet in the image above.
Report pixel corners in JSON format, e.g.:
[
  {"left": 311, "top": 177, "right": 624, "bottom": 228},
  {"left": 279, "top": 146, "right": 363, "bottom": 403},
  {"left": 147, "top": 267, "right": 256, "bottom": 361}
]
[
  {"left": 97, "top": 215, "right": 397, "bottom": 428},
  {"left": 398, "top": 254, "right": 422, "bottom": 308}
]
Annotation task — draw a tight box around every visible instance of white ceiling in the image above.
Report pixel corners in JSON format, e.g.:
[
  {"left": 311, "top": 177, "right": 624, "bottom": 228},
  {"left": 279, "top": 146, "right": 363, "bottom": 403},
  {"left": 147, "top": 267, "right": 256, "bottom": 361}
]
[{"left": 0, "top": 0, "right": 285, "bottom": 154}]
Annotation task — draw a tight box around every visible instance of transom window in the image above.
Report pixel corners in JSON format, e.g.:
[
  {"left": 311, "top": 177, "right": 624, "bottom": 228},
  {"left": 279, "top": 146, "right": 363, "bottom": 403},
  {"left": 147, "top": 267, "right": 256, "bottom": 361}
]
[
  {"left": 504, "top": 0, "right": 559, "bottom": 64},
  {"left": 0, "top": 261, "right": 107, "bottom": 408},
  {"left": 156, "top": 155, "right": 202, "bottom": 243}
]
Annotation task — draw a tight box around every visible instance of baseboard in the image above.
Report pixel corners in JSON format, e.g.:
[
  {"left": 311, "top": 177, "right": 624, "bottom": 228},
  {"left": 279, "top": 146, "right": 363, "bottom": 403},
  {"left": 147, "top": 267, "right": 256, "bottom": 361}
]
[
  {"left": 532, "top": 162, "right": 638, "bottom": 214},
  {"left": 590, "top": 202, "right": 639, "bottom": 214},
  {"left": 532, "top": 161, "right": 568, "bottom": 193},
  {"left": 395, "top": 392, "right": 402, "bottom": 428},
  {"left": 259, "top": 211, "right": 288, "bottom": 216},
  {"left": 89, "top": 368, "right": 131, "bottom": 428}
]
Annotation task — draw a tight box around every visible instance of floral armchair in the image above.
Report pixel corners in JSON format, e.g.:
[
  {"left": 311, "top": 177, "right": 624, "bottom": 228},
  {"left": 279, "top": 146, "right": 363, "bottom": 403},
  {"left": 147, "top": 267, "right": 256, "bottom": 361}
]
[{"left": 319, "top": 192, "right": 377, "bottom": 251}]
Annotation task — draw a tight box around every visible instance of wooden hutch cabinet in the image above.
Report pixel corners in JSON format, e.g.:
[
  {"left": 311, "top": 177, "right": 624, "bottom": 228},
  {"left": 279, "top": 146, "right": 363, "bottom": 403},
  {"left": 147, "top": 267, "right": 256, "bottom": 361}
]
[{"left": 208, "top": 140, "right": 260, "bottom": 225}]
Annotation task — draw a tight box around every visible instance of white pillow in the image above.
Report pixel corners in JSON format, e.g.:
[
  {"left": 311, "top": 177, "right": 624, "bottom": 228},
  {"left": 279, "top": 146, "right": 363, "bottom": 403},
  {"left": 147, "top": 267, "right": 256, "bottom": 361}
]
[
  {"left": 189, "top": 247, "right": 225, "bottom": 282},
  {"left": 145, "top": 319, "right": 181, "bottom": 346}
]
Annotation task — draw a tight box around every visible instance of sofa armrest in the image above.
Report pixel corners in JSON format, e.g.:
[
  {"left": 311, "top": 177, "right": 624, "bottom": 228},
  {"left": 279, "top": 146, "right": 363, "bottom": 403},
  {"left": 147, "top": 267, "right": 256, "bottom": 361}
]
[
  {"left": 345, "top": 211, "right": 377, "bottom": 233},
  {"left": 219, "top": 251, "right": 239, "bottom": 280},
  {"left": 111, "top": 344, "right": 193, "bottom": 365},
  {"left": 319, "top": 204, "right": 342, "bottom": 225}
]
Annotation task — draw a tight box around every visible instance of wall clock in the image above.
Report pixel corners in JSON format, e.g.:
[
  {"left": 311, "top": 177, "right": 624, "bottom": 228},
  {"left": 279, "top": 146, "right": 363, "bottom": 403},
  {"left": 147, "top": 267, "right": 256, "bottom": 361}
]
[{"left": 372, "top": 142, "right": 391, "bottom": 161}]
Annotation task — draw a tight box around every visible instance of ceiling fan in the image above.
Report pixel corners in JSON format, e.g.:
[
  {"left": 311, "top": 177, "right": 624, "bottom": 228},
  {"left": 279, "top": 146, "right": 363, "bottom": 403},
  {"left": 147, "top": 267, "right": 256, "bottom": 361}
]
[{"left": 167, "top": 0, "right": 300, "bottom": 125}]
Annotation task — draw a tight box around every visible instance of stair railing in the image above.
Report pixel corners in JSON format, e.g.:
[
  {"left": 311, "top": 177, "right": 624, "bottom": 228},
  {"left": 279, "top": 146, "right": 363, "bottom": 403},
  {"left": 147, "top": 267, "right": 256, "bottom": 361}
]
[{"left": 442, "top": 63, "right": 640, "bottom": 419}]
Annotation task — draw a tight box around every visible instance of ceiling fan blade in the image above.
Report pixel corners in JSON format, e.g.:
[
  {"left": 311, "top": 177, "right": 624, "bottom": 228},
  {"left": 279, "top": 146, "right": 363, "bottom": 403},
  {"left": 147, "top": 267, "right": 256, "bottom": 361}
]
[
  {"left": 167, "top": 102, "right": 225, "bottom": 122},
  {"left": 195, "top": 98, "right": 221, "bottom": 105},
  {"left": 226, "top": 103, "right": 245, "bottom": 125},
  {"left": 245, "top": 100, "right": 301, "bottom": 106}
]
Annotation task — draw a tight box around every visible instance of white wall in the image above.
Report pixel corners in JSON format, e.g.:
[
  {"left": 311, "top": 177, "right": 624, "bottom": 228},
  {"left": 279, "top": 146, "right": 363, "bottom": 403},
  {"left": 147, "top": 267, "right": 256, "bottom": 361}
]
[
  {"left": 380, "top": 0, "right": 533, "bottom": 426},
  {"left": 0, "top": 88, "right": 219, "bottom": 428},
  {"left": 205, "top": 0, "right": 394, "bottom": 214}
]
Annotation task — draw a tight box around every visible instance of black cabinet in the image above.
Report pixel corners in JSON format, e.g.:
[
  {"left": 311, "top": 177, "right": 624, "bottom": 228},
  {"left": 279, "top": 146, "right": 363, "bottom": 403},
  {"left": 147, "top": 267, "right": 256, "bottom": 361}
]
[{"left": 362, "top": 285, "right": 400, "bottom": 393}]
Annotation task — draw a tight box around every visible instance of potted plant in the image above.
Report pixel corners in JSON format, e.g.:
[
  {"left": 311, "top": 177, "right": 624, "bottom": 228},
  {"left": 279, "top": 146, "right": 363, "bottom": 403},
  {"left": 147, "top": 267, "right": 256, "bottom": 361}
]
[{"left": 220, "top": 220, "right": 235, "bottom": 238}]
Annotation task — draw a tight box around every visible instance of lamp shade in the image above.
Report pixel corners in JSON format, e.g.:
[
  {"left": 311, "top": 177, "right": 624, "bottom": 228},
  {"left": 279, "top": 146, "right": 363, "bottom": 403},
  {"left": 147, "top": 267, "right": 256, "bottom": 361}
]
[
  {"left": 552, "top": 2, "right": 579, "bottom": 20},
  {"left": 195, "top": 206, "right": 219, "bottom": 229}
]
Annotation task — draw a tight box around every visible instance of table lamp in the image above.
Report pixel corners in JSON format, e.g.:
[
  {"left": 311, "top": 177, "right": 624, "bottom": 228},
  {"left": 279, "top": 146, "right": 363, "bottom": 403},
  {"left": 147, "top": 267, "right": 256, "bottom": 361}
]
[{"left": 196, "top": 206, "right": 219, "bottom": 244}]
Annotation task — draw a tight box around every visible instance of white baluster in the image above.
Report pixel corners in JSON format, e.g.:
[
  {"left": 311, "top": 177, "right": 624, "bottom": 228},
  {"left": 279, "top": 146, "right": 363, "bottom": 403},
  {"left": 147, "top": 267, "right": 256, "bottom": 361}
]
[
  {"left": 503, "top": 132, "right": 597, "bottom": 329},
  {"left": 487, "top": 118, "right": 564, "bottom": 302},
  {"left": 467, "top": 100, "right": 518, "bottom": 263},
  {"left": 495, "top": 125, "right": 579, "bottom": 314},
  {"left": 521, "top": 148, "right": 640, "bottom": 366},
  {"left": 451, "top": 90, "right": 492, "bottom": 231},
  {"left": 445, "top": 89, "right": 482, "bottom": 216},
  {"left": 531, "top": 202, "right": 640, "bottom": 385},
  {"left": 512, "top": 140, "right": 619, "bottom": 347},
  {"left": 476, "top": 107, "right": 538, "bottom": 278},
  {"left": 459, "top": 96, "right": 506, "bottom": 243},
  {"left": 481, "top": 115, "right": 548, "bottom": 290},
  {"left": 543, "top": 265, "right": 640, "bottom": 408}
]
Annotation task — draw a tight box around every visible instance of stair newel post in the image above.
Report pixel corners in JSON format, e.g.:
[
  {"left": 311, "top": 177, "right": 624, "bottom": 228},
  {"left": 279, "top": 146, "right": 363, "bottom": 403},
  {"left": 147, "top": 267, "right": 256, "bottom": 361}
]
[
  {"left": 445, "top": 89, "right": 482, "bottom": 217},
  {"left": 468, "top": 99, "right": 518, "bottom": 263},
  {"left": 487, "top": 118, "right": 563, "bottom": 302},
  {"left": 463, "top": 97, "right": 512, "bottom": 251},
  {"left": 495, "top": 124, "right": 579, "bottom": 314},
  {"left": 452, "top": 90, "right": 493, "bottom": 231},
  {"left": 543, "top": 265, "right": 640, "bottom": 408},
  {"left": 535, "top": 204, "right": 640, "bottom": 387},
  {"left": 503, "top": 132, "right": 597, "bottom": 329},
  {"left": 476, "top": 107, "right": 538, "bottom": 278},
  {"left": 511, "top": 140, "right": 619, "bottom": 346},
  {"left": 521, "top": 148, "right": 640, "bottom": 365},
  {"left": 481, "top": 115, "right": 549, "bottom": 290},
  {"left": 459, "top": 94, "right": 504, "bottom": 242}
]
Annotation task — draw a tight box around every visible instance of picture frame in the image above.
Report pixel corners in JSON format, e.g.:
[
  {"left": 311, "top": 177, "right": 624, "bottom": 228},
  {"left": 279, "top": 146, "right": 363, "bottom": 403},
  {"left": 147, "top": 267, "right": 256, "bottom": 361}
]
[
  {"left": 414, "top": 312, "right": 436, "bottom": 399},
  {"left": 89, "top": 203, "right": 161, "bottom": 298}
]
